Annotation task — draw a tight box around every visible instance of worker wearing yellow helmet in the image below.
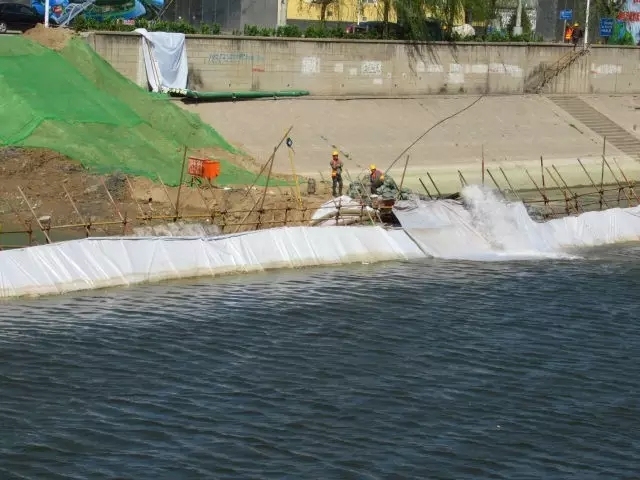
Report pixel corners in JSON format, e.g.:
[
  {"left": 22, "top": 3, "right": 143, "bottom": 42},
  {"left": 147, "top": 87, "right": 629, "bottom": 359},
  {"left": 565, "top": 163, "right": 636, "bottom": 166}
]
[
  {"left": 330, "top": 150, "right": 344, "bottom": 197},
  {"left": 369, "top": 164, "right": 385, "bottom": 194}
]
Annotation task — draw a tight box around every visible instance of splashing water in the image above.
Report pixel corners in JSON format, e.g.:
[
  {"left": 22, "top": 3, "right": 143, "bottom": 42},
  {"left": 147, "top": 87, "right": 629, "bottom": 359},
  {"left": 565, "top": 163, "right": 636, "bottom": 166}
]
[{"left": 395, "top": 185, "right": 640, "bottom": 261}]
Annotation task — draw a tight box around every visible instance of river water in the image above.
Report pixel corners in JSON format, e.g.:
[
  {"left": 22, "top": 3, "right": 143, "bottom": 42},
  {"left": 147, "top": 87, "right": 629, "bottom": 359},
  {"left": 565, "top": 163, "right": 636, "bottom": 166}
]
[{"left": 1, "top": 249, "right": 639, "bottom": 479}]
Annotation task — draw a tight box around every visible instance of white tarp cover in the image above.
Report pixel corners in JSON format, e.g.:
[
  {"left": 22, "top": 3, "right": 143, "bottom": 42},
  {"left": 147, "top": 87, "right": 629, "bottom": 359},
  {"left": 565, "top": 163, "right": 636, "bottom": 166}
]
[
  {"left": 135, "top": 28, "right": 188, "bottom": 93},
  {"left": 0, "top": 226, "right": 424, "bottom": 299}
]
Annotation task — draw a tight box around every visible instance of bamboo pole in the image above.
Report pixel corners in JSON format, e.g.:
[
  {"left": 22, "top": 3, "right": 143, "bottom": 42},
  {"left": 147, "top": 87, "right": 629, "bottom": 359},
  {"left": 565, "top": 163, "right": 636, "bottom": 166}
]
[
  {"left": 458, "top": 170, "right": 468, "bottom": 187},
  {"left": 577, "top": 158, "right": 609, "bottom": 209},
  {"left": 426, "top": 172, "right": 442, "bottom": 197},
  {"left": 174, "top": 145, "right": 188, "bottom": 220},
  {"left": 62, "top": 184, "right": 91, "bottom": 237},
  {"left": 601, "top": 157, "right": 632, "bottom": 206},
  {"left": 481, "top": 145, "right": 485, "bottom": 186},
  {"left": 240, "top": 125, "right": 294, "bottom": 203},
  {"left": 525, "top": 169, "right": 554, "bottom": 216},
  {"left": 498, "top": 167, "right": 521, "bottom": 201},
  {"left": 100, "top": 177, "right": 126, "bottom": 223},
  {"left": 418, "top": 178, "right": 433, "bottom": 199},
  {"left": 287, "top": 145, "right": 303, "bottom": 209},
  {"left": 156, "top": 174, "right": 177, "bottom": 216},
  {"left": 125, "top": 176, "right": 146, "bottom": 219},
  {"left": 613, "top": 159, "right": 639, "bottom": 205},
  {"left": 397, "top": 155, "right": 410, "bottom": 195},
  {"left": 485, "top": 169, "right": 508, "bottom": 200},
  {"left": 552, "top": 165, "right": 582, "bottom": 213},
  {"left": 234, "top": 154, "right": 276, "bottom": 233},
  {"left": 545, "top": 167, "right": 572, "bottom": 215},
  {"left": 17, "top": 186, "right": 51, "bottom": 244}
]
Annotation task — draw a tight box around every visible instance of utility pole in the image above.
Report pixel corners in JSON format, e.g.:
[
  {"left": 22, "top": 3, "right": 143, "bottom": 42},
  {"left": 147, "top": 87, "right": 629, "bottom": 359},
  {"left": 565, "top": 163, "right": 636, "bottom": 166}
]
[
  {"left": 513, "top": 0, "right": 523, "bottom": 36},
  {"left": 584, "top": 0, "right": 591, "bottom": 47},
  {"left": 44, "top": 0, "right": 49, "bottom": 27}
]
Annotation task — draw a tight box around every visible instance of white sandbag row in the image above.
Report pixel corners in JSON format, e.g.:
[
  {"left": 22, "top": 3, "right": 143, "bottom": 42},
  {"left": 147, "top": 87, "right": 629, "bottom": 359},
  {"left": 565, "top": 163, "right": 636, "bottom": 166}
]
[
  {"left": 310, "top": 196, "right": 375, "bottom": 226},
  {"left": 0, "top": 226, "right": 425, "bottom": 299}
]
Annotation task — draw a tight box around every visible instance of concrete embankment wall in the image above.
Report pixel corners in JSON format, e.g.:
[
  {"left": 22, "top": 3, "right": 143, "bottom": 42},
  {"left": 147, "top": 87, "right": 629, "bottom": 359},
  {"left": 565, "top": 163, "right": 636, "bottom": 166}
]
[{"left": 85, "top": 32, "right": 640, "bottom": 96}]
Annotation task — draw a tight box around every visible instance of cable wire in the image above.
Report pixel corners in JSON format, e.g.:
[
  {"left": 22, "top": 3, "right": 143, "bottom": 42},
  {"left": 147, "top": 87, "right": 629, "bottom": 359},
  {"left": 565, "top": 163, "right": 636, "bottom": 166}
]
[{"left": 384, "top": 95, "right": 485, "bottom": 174}]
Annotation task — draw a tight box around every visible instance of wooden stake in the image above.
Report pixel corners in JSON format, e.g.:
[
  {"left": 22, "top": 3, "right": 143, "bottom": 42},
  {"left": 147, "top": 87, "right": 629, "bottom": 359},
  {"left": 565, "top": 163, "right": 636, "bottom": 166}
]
[
  {"left": 602, "top": 157, "right": 632, "bottom": 206},
  {"left": 545, "top": 167, "right": 572, "bottom": 214},
  {"left": 418, "top": 178, "right": 433, "bottom": 199},
  {"left": 156, "top": 174, "right": 177, "bottom": 216},
  {"left": 481, "top": 145, "right": 485, "bottom": 186},
  {"left": 174, "top": 145, "right": 188, "bottom": 220},
  {"left": 613, "top": 159, "right": 640, "bottom": 205},
  {"left": 457, "top": 170, "right": 468, "bottom": 187},
  {"left": 287, "top": 145, "right": 303, "bottom": 208},
  {"left": 426, "top": 172, "right": 442, "bottom": 197},
  {"left": 125, "top": 176, "right": 146, "bottom": 219},
  {"left": 552, "top": 165, "right": 582, "bottom": 213},
  {"left": 485, "top": 168, "right": 508, "bottom": 200},
  {"left": 62, "top": 184, "right": 91, "bottom": 237},
  {"left": 17, "top": 186, "right": 51, "bottom": 244},
  {"left": 525, "top": 169, "right": 551, "bottom": 211},
  {"left": 240, "top": 125, "right": 293, "bottom": 203},
  {"left": 398, "top": 155, "right": 410, "bottom": 195},
  {"left": 498, "top": 167, "right": 521, "bottom": 201},
  {"left": 577, "top": 158, "right": 609, "bottom": 209}
]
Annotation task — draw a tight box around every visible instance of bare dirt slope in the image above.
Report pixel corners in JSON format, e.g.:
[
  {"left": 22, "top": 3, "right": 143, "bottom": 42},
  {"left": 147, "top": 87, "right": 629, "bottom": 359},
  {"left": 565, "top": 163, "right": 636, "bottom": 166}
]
[{"left": 0, "top": 148, "right": 330, "bottom": 245}]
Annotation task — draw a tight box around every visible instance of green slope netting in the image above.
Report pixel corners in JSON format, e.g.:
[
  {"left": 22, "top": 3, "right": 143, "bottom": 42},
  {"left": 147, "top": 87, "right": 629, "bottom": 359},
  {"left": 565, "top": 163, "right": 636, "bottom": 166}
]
[{"left": 0, "top": 36, "right": 281, "bottom": 186}]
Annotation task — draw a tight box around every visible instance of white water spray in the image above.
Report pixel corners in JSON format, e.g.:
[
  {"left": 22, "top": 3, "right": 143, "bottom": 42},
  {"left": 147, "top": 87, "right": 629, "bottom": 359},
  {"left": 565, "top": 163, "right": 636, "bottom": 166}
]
[{"left": 395, "top": 185, "right": 640, "bottom": 261}]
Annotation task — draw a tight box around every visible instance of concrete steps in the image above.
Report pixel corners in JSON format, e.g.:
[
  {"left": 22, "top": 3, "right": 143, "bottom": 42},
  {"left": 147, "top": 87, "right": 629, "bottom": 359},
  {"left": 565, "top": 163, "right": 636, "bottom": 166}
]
[{"left": 549, "top": 96, "right": 640, "bottom": 161}]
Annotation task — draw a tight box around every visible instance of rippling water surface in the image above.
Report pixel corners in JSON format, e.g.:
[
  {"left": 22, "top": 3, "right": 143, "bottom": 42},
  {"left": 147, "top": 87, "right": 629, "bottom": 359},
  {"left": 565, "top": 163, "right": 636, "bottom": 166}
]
[{"left": 2, "top": 247, "right": 640, "bottom": 479}]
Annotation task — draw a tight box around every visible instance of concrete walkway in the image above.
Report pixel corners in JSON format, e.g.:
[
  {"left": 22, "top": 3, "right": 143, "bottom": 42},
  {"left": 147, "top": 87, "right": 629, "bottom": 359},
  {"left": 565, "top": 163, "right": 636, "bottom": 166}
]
[{"left": 184, "top": 94, "right": 640, "bottom": 194}]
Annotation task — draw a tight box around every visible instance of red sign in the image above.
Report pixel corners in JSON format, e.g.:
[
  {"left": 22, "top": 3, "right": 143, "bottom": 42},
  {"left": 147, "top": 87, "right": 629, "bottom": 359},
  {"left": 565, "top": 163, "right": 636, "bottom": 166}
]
[
  {"left": 188, "top": 157, "right": 204, "bottom": 177},
  {"left": 618, "top": 11, "right": 640, "bottom": 21}
]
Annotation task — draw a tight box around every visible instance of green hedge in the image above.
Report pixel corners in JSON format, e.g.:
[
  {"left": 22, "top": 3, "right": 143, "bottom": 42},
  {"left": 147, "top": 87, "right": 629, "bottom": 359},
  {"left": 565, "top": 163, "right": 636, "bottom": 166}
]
[
  {"left": 71, "top": 17, "right": 221, "bottom": 35},
  {"left": 73, "top": 18, "right": 545, "bottom": 42}
]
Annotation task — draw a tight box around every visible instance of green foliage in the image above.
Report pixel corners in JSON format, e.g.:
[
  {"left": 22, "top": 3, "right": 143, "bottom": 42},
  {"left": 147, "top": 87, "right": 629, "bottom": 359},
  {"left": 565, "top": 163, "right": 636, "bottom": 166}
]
[
  {"left": 506, "top": 9, "right": 533, "bottom": 35},
  {"left": 71, "top": 17, "right": 220, "bottom": 35},
  {"left": 241, "top": 24, "right": 303, "bottom": 37}
]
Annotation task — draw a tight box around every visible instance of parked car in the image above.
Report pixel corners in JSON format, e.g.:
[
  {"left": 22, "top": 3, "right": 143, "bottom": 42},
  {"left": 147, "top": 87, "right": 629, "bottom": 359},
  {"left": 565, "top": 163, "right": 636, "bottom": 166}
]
[
  {"left": 0, "top": 2, "right": 41, "bottom": 33},
  {"left": 345, "top": 18, "right": 443, "bottom": 41},
  {"left": 345, "top": 21, "right": 405, "bottom": 38}
]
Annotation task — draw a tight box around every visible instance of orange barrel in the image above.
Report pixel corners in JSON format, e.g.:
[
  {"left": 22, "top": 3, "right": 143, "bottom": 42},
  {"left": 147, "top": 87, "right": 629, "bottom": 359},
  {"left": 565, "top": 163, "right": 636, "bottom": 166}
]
[{"left": 202, "top": 160, "right": 221, "bottom": 180}]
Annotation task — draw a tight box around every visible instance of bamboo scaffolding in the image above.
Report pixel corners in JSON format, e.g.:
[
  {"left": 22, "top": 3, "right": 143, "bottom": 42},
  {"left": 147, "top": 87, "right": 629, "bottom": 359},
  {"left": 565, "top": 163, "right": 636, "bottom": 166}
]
[{"left": 2, "top": 149, "right": 640, "bottom": 249}]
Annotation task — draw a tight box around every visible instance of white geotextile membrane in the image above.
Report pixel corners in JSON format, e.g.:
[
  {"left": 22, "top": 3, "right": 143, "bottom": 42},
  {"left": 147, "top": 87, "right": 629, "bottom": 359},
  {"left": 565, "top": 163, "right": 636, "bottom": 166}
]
[
  {"left": 394, "top": 185, "right": 640, "bottom": 261},
  {"left": 0, "top": 226, "right": 424, "bottom": 299}
]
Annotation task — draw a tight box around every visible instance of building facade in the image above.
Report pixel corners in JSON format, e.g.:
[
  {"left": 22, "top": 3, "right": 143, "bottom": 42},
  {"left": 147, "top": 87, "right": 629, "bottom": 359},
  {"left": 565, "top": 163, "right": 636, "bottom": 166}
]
[{"left": 163, "top": 0, "right": 279, "bottom": 31}]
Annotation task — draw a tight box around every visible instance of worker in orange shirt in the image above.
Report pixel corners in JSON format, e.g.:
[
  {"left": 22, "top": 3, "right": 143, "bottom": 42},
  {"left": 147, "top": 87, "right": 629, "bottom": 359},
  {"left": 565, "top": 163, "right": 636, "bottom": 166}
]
[
  {"left": 564, "top": 24, "right": 574, "bottom": 43},
  {"left": 330, "top": 150, "right": 343, "bottom": 197}
]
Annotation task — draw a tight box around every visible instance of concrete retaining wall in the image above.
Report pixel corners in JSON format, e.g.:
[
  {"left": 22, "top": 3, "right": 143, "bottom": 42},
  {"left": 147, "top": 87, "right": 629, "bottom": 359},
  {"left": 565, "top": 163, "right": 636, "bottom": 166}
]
[{"left": 85, "top": 32, "right": 640, "bottom": 95}]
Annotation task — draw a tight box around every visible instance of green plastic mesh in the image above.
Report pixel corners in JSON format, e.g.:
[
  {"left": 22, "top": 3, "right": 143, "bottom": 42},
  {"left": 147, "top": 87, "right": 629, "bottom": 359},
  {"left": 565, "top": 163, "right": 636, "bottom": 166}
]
[{"left": 0, "top": 36, "right": 279, "bottom": 186}]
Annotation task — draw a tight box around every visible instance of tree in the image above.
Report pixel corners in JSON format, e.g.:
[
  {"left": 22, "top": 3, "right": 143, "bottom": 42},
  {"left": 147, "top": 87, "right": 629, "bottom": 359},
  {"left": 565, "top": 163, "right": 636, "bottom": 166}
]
[
  {"left": 310, "top": 0, "right": 338, "bottom": 21},
  {"left": 594, "top": 0, "right": 624, "bottom": 17}
]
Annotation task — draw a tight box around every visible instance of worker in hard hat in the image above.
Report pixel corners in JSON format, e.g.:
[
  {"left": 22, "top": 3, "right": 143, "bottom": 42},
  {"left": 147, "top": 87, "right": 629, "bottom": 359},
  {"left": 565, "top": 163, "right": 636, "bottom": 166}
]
[
  {"left": 564, "top": 23, "right": 574, "bottom": 43},
  {"left": 330, "top": 150, "right": 344, "bottom": 197},
  {"left": 570, "top": 22, "right": 583, "bottom": 49},
  {"left": 369, "top": 164, "right": 385, "bottom": 194}
]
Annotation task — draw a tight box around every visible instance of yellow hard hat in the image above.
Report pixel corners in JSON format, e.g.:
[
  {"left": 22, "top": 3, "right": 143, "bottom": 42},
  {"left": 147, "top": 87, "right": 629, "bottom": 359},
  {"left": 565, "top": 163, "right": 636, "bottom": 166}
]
[
  {"left": 573, "top": 22, "right": 579, "bottom": 27},
  {"left": 370, "top": 164, "right": 376, "bottom": 170},
  {"left": 332, "top": 150, "right": 339, "bottom": 156}
]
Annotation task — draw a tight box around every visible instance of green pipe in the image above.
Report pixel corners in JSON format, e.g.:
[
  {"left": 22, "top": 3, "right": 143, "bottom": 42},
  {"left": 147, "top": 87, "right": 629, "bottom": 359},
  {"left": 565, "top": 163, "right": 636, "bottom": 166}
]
[{"left": 168, "top": 89, "right": 310, "bottom": 101}]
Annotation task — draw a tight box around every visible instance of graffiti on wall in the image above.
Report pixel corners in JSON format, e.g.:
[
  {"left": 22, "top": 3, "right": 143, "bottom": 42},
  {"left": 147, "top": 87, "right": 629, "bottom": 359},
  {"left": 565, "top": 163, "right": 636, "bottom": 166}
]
[
  {"left": 615, "top": 0, "right": 640, "bottom": 44},
  {"left": 208, "top": 53, "right": 265, "bottom": 64}
]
